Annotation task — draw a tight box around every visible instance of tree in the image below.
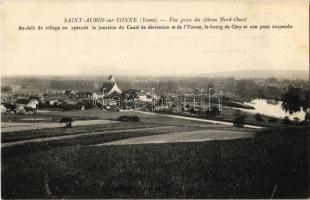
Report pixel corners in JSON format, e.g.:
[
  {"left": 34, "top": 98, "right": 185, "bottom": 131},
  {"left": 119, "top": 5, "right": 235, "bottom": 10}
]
[
  {"left": 233, "top": 110, "right": 247, "bottom": 127},
  {"left": 254, "top": 113, "right": 264, "bottom": 122},
  {"left": 60, "top": 117, "right": 73, "bottom": 128},
  {"left": 304, "top": 112, "right": 310, "bottom": 124},
  {"left": 281, "top": 116, "right": 292, "bottom": 126},
  {"left": 210, "top": 106, "right": 220, "bottom": 115},
  {"left": 189, "top": 107, "right": 196, "bottom": 114},
  {"left": 281, "top": 86, "right": 303, "bottom": 114},
  {"left": 293, "top": 117, "right": 300, "bottom": 124},
  {"left": 207, "top": 82, "right": 216, "bottom": 96},
  {"left": 302, "top": 89, "right": 310, "bottom": 111},
  {"left": 267, "top": 77, "right": 278, "bottom": 84},
  {"left": 1, "top": 85, "right": 12, "bottom": 93},
  {"left": 268, "top": 117, "right": 278, "bottom": 124},
  {"left": 235, "top": 79, "right": 259, "bottom": 99},
  {"left": 208, "top": 82, "right": 215, "bottom": 89}
]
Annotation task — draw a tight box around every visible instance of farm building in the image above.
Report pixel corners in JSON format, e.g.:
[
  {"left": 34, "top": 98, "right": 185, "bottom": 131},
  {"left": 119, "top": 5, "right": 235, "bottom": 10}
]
[
  {"left": 63, "top": 99, "right": 79, "bottom": 105},
  {"left": 1, "top": 104, "right": 7, "bottom": 113},
  {"left": 26, "top": 99, "right": 39, "bottom": 109},
  {"left": 48, "top": 100, "right": 60, "bottom": 106},
  {"left": 91, "top": 92, "right": 99, "bottom": 100},
  {"left": 76, "top": 91, "right": 93, "bottom": 98},
  {"left": 15, "top": 105, "right": 27, "bottom": 114},
  {"left": 44, "top": 93, "right": 68, "bottom": 105},
  {"left": 136, "top": 91, "right": 153, "bottom": 102},
  {"left": 29, "top": 95, "right": 44, "bottom": 102},
  {"left": 135, "top": 91, "right": 161, "bottom": 103}
]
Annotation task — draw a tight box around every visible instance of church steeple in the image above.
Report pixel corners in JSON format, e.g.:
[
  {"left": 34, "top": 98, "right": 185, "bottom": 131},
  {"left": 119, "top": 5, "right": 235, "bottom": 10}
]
[
  {"left": 108, "top": 75, "right": 116, "bottom": 83},
  {"left": 99, "top": 75, "right": 122, "bottom": 96}
]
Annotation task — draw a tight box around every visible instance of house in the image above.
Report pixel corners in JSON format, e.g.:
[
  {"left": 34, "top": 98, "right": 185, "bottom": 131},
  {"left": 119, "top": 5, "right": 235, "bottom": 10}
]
[
  {"left": 15, "top": 104, "right": 27, "bottom": 114},
  {"left": 91, "top": 92, "right": 99, "bottom": 100},
  {"left": 26, "top": 99, "right": 39, "bottom": 109},
  {"left": 136, "top": 91, "right": 153, "bottom": 102},
  {"left": 122, "top": 89, "right": 139, "bottom": 100},
  {"left": 49, "top": 100, "right": 60, "bottom": 106},
  {"left": 44, "top": 93, "right": 67, "bottom": 105},
  {"left": 135, "top": 91, "right": 160, "bottom": 103},
  {"left": 70, "top": 91, "right": 77, "bottom": 96},
  {"left": 29, "top": 95, "right": 44, "bottom": 102},
  {"left": 64, "top": 90, "right": 72, "bottom": 96},
  {"left": 63, "top": 99, "right": 78, "bottom": 105},
  {"left": 79, "top": 98, "right": 94, "bottom": 109},
  {"left": 76, "top": 91, "right": 93, "bottom": 98},
  {"left": 1, "top": 104, "right": 7, "bottom": 113}
]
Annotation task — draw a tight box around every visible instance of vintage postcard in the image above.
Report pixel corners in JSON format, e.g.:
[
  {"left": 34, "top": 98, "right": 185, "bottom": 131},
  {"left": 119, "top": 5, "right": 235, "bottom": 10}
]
[{"left": 1, "top": 0, "right": 309, "bottom": 199}]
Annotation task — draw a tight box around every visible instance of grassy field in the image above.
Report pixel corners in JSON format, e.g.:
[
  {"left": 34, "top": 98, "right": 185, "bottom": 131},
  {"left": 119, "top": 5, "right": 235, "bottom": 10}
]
[
  {"left": 3, "top": 109, "right": 216, "bottom": 127},
  {"left": 1, "top": 125, "right": 309, "bottom": 198},
  {"left": 44, "top": 110, "right": 154, "bottom": 121},
  {"left": 33, "top": 108, "right": 273, "bottom": 127},
  {"left": 1, "top": 109, "right": 254, "bottom": 144},
  {"left": 2, "top": 107, "right": 279, "bottom": 128},
  {"left": 1, "top": 112, "right": 98, "bottom": 123},
  {"left": 1, "top": 122, "right": 156, "bottom": 143},
  {"left": 1, "top": 120, "right": 211, "bottom": 156}
]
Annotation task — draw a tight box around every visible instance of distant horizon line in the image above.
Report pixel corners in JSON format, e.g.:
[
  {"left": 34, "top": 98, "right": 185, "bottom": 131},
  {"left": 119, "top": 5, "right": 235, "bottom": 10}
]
[{"left": 1, "top": 69, "right": 309, "bottom": 78}]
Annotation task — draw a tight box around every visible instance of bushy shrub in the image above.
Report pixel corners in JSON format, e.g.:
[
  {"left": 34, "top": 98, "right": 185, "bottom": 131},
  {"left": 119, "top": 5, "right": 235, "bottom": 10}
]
[
  {"left": 117, "top": 115, "right": 140, "bottom": 122},
  {"left": 210, "top": 106, "right": 220, "bottom": 115},
  {"left": 293, "top": 117, "right": 300, "bottom": 123},
  {"left": 282, "top": 116, "right": 292, "bottom": 125},
  {"left": 233, "top": 110, "right": 247, "bottom": 127},
  {"left": 268, "top": 117, "right": 278, "bottom": 123},
  {"left": 254, "top": 113, "right": 264, "bottom": 122},
  {"left": 60, "top": 103, "right": 80, "bottom": 111},
  {"left": 205, "top": 106, "right": 221, "bottom": 116},
  {"left": 189, "top": 108, "right": 196, "bottom": 114},
  {"left": 155, "top": 108, "right": 174, "bottom": 114},
  {"left": 60, "top": 117, "right": 73, "bottom": 128}
]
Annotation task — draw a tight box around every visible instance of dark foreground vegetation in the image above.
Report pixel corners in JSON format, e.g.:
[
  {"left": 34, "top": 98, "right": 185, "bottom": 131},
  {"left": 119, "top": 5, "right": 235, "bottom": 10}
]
[{"left": 2, "top": 125, "right": 309, "bottom": 199}]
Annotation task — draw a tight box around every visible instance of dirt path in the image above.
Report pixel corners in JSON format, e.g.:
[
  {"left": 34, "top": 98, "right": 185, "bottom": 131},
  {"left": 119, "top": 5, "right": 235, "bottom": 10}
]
[
  {"left": 97, "top": 129, "right": 254, "bottom": 146},
  {"left": 1, "top": 126, "right": 175, "bottom": 148}
]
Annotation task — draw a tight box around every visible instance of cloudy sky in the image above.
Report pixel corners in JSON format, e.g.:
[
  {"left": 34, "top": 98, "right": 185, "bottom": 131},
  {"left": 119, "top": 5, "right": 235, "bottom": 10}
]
[{"left": 2, "top": 0, "right": 309, "bottom": 76}]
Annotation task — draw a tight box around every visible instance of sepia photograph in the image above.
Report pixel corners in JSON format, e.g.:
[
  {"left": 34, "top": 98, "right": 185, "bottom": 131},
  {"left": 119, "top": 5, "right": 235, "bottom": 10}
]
[{"left": 1, "top": 0, "right": 309, "bottom": 199}]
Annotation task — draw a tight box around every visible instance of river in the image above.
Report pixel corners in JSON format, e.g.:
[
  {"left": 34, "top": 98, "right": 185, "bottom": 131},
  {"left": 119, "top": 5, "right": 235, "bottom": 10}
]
[{"left": 242, "top": 98, "right": 306, "bottom": 120}]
